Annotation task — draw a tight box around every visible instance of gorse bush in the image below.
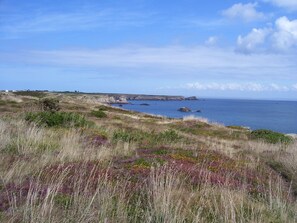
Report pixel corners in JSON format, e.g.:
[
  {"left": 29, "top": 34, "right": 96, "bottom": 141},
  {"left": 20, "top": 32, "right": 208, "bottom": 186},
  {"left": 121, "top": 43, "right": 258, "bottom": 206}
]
[
  {"left": 251, "top": 129, "right": 293, "bottom": 144},
  {"left": 91, "top": 110, "right": 107, "bottom": 118},
  {"left": 25, "top": 112, "right": 93, "bottom": 128}
]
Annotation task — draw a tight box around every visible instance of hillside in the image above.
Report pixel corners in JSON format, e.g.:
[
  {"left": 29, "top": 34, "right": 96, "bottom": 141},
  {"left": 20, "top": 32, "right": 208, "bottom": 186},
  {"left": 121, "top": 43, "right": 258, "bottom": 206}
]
[{"left": 0, "top": 91, "right": 296, "bottom": 222}]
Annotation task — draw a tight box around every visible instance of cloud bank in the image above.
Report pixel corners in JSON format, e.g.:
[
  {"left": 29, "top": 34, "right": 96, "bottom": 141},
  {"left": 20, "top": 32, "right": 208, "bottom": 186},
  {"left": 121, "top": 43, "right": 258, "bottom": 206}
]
[
  {"left": 184, "top": 82, "right": 294, "bottom": 92},
  {"left": 1, "top": 45, "right": 296, "bottom": 84}
]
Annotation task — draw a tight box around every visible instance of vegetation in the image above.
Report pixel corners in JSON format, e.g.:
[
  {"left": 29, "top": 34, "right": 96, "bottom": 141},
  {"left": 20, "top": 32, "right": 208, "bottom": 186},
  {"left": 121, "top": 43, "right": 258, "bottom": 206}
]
[
  {"left": 251, "top": 129, "right": 293, "bottom": 144},
  {"left": 40, "top": 98, "right": 60, "bottom": 112},
  {"left": 0, "top": 92, "right": 296, "bottom": 222},
  {"left": 13, "top": 90, "right": 47, "bottom": 98},
  {"left": 91, "top": 109, "right": 107, "bottom": 118},
  {"left": 112, "top": 129, "right": 181, "bottom": 146},
  {"left": 25, "top": 111, "right": 93, "bottom": 128}
]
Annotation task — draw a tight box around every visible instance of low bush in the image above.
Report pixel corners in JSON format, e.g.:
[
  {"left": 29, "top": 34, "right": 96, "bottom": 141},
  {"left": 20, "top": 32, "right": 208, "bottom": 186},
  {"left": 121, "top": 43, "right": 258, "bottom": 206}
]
[
  {"left": 251, "top": 129, "right": 293, "bottom": 144},
  {"left": 40, "top": 98, "right": 60, "bottom": 112},
  {"left": 91, "top": 110, "right": 107, "bottom": 118},
  {"left": 25, "top": 112, "right": 93, "bottom": 128}
]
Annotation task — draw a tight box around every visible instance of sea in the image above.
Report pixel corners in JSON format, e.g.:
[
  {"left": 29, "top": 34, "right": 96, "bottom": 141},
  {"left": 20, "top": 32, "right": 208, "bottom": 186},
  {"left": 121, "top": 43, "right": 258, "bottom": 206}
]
[{"left": 113, "top": 99, "right": 297, "bottom": 134}]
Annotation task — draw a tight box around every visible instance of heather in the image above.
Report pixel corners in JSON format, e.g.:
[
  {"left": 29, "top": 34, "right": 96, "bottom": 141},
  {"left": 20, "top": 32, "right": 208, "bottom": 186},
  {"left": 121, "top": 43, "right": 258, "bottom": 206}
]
[{"left": 0, "top": 91, "right": 296, "bottom": 222}]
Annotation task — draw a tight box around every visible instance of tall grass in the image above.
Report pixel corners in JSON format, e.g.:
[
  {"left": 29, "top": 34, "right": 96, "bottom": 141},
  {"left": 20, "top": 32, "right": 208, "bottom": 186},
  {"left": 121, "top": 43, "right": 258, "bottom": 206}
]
[{"left": 0, "top": 117, "right": 297, "bottom": 222}]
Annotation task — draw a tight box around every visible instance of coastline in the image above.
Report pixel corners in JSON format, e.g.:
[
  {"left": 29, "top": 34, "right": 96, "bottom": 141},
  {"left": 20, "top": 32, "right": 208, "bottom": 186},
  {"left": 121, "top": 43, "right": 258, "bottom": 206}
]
[{"left": 110, "top": 100, "right": 297, "bottom": 134}]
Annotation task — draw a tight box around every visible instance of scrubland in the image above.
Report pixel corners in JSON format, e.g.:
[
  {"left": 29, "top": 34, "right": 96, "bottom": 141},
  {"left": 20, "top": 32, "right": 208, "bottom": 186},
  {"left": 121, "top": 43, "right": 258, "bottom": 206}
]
[{"left": 0, "top": 91, "right": 296, "bottom": 223}]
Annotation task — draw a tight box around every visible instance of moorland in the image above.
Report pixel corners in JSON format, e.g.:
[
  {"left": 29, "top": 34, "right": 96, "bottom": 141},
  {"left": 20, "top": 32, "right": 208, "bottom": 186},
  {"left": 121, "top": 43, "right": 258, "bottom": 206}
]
[{"left": 0, "top": 91, "right": 296, "bottom": 222}]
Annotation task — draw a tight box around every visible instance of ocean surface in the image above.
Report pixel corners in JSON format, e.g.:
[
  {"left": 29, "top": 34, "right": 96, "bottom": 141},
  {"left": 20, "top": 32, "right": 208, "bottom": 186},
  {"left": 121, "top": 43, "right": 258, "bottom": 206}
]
[{"left": 113, "top": 99, "right": 297, "bottom": 134}]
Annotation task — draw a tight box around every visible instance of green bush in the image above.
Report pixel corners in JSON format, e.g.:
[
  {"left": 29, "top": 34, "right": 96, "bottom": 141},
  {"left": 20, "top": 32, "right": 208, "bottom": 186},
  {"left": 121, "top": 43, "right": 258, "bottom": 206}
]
[
  {"left": 91, "top": 110, "right": 107, "bottom": 118},
  {"left": 251, "top": 129, "right": 293, "bottom": 144},
  {"left": 25, "top": 112, "right": 93, "bottom": 128},
  {"left": 40, "top": 98, "right": 60, "bottom": 112}
]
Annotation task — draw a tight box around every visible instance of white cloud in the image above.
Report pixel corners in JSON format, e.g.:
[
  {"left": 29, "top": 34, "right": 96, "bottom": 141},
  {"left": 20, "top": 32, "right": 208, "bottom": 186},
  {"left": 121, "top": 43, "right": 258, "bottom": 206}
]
[
  {"left": 270, "top": 83, "right": 289, "bottom": 91},
  {"left": 237, "top": 28, "right": 271, "bottom": 53},
  {"left": 183, "top": 82, "right": 293, "bottom": 92},
  {"left": 205, "top": 36, "right": 218, "bottom": 46},
  {"left": 237, "top": 16, "right": 297, "bottom": 52},
  {"left": 222, "top": 3, "right": 266, "bottom": 22},
  {"left": 263, "top": 0, "right": 297, "bottom": 11},
  {"left": 293, "top": 84, "right": 297, "bottom": 90},
  {"left": 272, "top": 16, "right": 297, "bottom": 50},
  {"left": 185, "top": 82, "right": 266, "bottom": 91}
]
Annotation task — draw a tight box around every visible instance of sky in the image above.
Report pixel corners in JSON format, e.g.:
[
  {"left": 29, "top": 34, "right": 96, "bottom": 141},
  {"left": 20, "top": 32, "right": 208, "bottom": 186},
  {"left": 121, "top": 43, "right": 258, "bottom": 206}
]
[{"left": 1, "top": 0, "right": 297, "bottom": 100}]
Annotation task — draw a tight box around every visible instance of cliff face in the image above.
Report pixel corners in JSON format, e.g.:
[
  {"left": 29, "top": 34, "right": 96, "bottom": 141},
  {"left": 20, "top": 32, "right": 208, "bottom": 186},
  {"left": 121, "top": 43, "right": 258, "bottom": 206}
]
[
  {"left": 106, "top": 94, "right": 198, "bottom": 101},
  {"left": 99, "top": 94, "right": 198, "bottom": 104},
  {"left": 125, "top": 95, "right": 185, "bottom": 101},
  {"left": 12, "top": 91, "right": 197, "bottom": 104}
]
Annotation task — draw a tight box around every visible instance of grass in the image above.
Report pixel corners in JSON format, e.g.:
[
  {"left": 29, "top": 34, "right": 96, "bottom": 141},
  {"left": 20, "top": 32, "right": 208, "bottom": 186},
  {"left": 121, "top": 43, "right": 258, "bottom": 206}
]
[
  {"left": 25, "top": 111, "right": 93, "bottom": 128},
  {"left": 91, "top": 109, "right": 107, "bottom": 118},
  {"left": 251, "top": 129, "right": 293, "bottom": 144},
  {"left": 112, "top": 129, "right": 181, "bottom": 147},
  {"left": 0, "top": 92, "right": 296, "bottom": 222}
]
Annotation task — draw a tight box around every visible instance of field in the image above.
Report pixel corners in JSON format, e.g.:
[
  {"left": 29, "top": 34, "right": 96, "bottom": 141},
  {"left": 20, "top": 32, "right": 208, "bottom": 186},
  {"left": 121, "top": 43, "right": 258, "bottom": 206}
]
[{"left": 0, "top": 91, "right": 296, "bottom": 222}]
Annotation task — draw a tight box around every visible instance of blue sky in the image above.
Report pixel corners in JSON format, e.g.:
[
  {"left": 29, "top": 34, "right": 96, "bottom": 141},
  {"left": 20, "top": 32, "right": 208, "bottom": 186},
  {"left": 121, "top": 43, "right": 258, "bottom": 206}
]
[{"left": 1, "top": 0, "right": 297, "bottom": 100}]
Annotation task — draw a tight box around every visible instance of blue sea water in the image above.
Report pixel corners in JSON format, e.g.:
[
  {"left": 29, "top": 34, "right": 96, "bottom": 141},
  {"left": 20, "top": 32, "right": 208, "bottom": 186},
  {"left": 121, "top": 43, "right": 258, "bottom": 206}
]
[{"left": 113, "top": 99, "right": 297, "bottom": 134}]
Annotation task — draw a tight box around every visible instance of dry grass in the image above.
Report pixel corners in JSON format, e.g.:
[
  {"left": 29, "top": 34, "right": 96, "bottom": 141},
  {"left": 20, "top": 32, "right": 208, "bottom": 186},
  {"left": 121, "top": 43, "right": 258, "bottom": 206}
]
[{"left": 0, "top": 93, "right": 297, "bottom": 222}]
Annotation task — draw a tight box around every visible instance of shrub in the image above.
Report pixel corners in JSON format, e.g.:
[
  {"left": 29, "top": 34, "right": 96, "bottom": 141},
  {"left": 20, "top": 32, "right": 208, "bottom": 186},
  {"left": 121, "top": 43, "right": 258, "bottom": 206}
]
[
  {"left": 40, "top": 98, "right": 60, "bottom": 112},
  {"left": 251, "top": 129, "right": 293, "bottom": 144},
  {"left": 13, "top": 91, "right": 47, "bottom": 98},
  {"left": 25, "top": 112, "right": 93, "bottom": 128},
  {"left": 91, "top": 110, "right": 107, "bottom": 118}
]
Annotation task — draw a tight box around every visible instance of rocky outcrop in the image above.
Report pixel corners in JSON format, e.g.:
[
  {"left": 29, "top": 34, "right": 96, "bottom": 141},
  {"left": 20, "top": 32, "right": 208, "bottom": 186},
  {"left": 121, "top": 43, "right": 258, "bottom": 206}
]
[
  {"left": 37, "top": 92, "right": 198, "bottom": 104},
  {"left": 185, "top": 96, "right": 198, "bottom": 100},
  {"left": 178, "top": 107, "right": 192, "bottom": 112},
  {"left": 125, "top": 95, "right": 185, "bottom": 101}
]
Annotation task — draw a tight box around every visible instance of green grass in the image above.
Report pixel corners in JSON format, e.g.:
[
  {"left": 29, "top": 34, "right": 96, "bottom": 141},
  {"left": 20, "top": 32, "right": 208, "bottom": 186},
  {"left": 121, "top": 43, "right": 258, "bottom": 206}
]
[
  {"left": 251, "top": 129, "right": 293, "bottom": 144},
  {"left": 54, "top": 194, "right": 73, "bottom": 209},
  {"left": 25, "top": 111, "right": 93, "bottom": 128},
  {"left": 91, "top": 110, "right": 107, "bottom": 118},
  {"left": 112, "top": 129, "right": 181, "bottom": 146},
  {"left": 175, "top": 124, "right": 247, "bottom": 140},
  {"left": 0, "top": 100, "right": 18, "bottom": 106}
]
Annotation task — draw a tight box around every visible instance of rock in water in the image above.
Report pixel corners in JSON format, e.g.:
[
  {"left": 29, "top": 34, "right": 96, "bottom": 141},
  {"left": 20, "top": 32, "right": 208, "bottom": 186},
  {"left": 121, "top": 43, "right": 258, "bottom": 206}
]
[
  {"left": 185, "top": 96, "right": 198, "bottom": 100},
  {"left": 178, "top": 107, "right": 191, "bottom": 112}
]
